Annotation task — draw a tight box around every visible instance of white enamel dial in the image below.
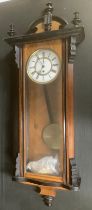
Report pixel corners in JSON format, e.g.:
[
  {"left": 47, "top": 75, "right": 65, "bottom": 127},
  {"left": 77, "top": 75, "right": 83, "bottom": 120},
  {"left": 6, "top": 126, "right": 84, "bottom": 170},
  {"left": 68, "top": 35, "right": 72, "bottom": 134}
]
[{"left": 26, "top": 49, "right": 61, "bottom": 84}]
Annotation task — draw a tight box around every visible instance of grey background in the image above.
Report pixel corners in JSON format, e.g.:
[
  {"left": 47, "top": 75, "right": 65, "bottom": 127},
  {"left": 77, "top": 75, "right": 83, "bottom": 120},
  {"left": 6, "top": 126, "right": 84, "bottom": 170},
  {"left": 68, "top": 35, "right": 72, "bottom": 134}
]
[{"left": 0, "top": 0, "right": 92, "bottom": 209}]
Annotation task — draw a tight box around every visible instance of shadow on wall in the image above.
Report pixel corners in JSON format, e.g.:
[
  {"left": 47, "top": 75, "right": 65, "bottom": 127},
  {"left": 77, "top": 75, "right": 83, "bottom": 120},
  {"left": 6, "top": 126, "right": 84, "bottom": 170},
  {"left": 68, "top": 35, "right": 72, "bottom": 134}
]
[{"left": 0, "top": 51, "right": 19, "bottom": 177}]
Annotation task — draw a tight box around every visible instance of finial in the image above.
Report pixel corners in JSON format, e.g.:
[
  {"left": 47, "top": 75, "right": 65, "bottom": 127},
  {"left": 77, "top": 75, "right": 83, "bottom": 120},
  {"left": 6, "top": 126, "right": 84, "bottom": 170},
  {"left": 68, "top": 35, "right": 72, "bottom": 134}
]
[
  {"left": 43, "top": 1, "right": 53, "bottom": 31},
  {"left": 43, "top": 196, "right": 54, "bottom": 206},
  {"left": 7, "top": 24, "right": 16, "bottom": 37},
  {"left": 46, "top": 1, "right": 53, "bottom": 9},
  {"left": 72, "top": 12, "right": 81, "bottom": 27}
]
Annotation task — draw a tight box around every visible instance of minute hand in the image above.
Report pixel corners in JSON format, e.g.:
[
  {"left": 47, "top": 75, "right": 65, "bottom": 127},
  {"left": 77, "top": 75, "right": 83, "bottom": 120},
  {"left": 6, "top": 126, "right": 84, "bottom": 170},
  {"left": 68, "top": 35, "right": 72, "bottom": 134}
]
[
  {"left": 43, "top": 53, "right": 45, "bottom": 64},
  {"left": 36, "top": 55, "right": 43, "bottom": 65}
]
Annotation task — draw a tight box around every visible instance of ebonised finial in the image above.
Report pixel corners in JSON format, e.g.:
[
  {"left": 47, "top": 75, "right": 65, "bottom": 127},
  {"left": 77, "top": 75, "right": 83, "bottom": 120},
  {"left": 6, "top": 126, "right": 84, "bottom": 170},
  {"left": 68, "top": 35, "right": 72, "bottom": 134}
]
[
  {"left": 43, "top": 1, "right": 53, "bottom": 31},
  {"left": 72, "top": 12, "right": 81, "bottom": 27},
  {"left": 43, "top": 195, "right": 54, "bottom": 206},
  {"left": 7, "top": 24, "right": 16, "bottom": 37}
]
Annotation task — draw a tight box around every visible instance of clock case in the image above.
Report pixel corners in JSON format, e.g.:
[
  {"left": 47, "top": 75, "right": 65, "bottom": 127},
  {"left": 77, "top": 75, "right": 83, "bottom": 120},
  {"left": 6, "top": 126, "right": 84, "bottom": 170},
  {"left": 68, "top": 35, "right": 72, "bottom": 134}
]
[{"left": 5, "top": 2, "right": 85, "bottom": 206}]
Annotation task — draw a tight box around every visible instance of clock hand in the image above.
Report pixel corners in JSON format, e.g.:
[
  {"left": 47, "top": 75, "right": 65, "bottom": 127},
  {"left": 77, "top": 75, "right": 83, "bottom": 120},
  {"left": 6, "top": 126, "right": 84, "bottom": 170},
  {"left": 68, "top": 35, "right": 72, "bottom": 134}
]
[
  {"left": 36, "top": 65, "right": 43, "bottom": 75},
  {"left": 36, "top": 63, "right": 45, "bottom": 75},
  {"left": 36, "top": 55, "right": 43, "bottom": 66},
  {"left": 42, "top": 52, "right": 45, "bottom": 65},
  {"left": 39, "top": 59, "right": 43, "bottom": 66},
  {"left": 43, "top": 56, "right": 44, "bottom": 64}
]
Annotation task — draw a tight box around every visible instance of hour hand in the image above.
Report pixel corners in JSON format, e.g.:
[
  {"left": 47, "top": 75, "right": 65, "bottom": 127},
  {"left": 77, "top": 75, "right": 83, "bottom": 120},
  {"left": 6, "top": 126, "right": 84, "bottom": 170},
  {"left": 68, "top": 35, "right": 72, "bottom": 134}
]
[
  {"left": 36, "top": 55, "right": 43, "bottom": 65},
  {"left": 42, "top": 52, "right": 45, "bottom": 64}
]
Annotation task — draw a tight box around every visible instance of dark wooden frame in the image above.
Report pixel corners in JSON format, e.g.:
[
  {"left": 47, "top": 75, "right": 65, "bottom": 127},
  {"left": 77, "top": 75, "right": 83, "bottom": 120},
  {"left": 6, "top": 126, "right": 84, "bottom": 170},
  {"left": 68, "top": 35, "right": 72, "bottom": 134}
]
[{"left": 5, "top": 26, "right": 84, "bottom": 46}]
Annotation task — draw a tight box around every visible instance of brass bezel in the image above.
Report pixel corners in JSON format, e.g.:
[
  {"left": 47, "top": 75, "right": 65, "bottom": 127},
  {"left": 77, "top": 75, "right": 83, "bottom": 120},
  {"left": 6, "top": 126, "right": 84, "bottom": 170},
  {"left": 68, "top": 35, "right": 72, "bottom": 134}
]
[{"left": 26, "top": 48, "right": 61, "bottom": 84}]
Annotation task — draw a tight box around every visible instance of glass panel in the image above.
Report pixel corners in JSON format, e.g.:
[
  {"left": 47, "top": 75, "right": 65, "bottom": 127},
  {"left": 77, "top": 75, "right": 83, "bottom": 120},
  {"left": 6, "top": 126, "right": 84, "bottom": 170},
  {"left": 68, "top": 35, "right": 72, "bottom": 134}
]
[
  {"left": 23, "top": 40, "right": 64, "bottom": 177},
  {"left": 24, "top": 69, "right": 63, "bottom": 177}
]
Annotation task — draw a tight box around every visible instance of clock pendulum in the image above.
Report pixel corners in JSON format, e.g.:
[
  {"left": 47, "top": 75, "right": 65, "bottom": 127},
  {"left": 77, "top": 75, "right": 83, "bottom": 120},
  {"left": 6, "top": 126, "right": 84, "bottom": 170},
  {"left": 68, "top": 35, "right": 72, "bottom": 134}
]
[{"left": 42, "top": 85, "right": 62, "bottom": 150}]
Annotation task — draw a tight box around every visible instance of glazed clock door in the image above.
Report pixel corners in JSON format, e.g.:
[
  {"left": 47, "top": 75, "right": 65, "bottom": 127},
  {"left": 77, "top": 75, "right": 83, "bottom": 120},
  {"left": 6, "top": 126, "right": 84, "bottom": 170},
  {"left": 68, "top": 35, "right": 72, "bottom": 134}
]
[{"left": 23, "top": 39, "right": 66, "bottom": 181}]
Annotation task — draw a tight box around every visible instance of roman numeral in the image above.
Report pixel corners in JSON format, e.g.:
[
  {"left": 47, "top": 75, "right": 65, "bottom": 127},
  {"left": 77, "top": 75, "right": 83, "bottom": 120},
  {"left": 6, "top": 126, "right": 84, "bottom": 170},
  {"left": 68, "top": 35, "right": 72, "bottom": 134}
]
[
  {"left": 49, "top": 74, "right": 51, "bottom": 78},
  {"left": 42, "top": 75, "right": 44, "bottom": 80},
  {"left": 29, "top": 66, "right": 35, "bottom": 69},
  {"left": 52, "top": 57, "right": 56, "bottom": 61},
  {"left": 36, "top": 54, "right": 40, "bottom": 60},
  {"left": 52, "top": 64, "right": 58, "bottom": 66},
  {"left": 42, "top": 52, "right": 45, "bottom": 56},
  {"left": 36, "top": 74, "right": 39, "bottom": 79},
  {"left": 48, "top": 53, "right": 51, "bottom": 57},
  {"left": 51, "top": 69, "right": 57, "bottom": 73},
  {"left": 31, "top": 71, "right": 36, "bottom": 75}
]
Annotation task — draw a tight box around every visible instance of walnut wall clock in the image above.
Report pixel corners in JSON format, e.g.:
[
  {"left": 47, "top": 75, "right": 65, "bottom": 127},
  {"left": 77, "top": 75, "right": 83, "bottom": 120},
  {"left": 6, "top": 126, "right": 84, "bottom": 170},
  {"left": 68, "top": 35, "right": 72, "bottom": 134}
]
[{"left": 5, "top": 2, "right": 85, "bottom": 206}]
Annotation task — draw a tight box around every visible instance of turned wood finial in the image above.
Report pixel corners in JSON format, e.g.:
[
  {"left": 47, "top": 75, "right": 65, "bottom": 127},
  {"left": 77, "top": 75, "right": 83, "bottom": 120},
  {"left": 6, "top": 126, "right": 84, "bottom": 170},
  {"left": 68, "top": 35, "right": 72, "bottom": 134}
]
[
  {"left": 72, "top": 12, "right": 81, "bottom": 27},
  {"left": 43, "top": 196, "right": 54, "bottom": 206},
  {"left": 43, "top": 1, "right": 53, "bottom": 31},
  {"left": 7, "top": 23, "right": 16, "bottom": 37}
]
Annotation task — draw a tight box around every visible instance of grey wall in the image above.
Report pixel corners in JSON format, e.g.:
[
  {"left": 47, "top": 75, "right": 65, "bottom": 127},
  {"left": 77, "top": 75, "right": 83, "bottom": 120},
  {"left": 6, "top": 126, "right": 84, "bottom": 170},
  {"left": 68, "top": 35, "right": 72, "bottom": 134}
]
[{"left": 0, "top": 0, "right": 92, "bottom": 209}]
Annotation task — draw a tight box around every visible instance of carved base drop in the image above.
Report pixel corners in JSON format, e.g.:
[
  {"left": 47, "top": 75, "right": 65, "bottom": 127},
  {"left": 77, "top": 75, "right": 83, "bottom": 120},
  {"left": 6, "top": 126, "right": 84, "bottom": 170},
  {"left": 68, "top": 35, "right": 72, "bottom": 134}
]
[
  {"left": 70, "top": 158, "right": 81, "bottom": 191},
  {"left": 43, "top": 196, "right": 54, "bottom": 206}
]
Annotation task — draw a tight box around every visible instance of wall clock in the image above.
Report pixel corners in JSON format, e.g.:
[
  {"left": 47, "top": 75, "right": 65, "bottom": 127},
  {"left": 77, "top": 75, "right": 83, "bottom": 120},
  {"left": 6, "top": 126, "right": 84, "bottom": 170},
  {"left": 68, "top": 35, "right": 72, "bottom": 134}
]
[{"left": 5, "top": 2, "right": 85, "bottom": 206}]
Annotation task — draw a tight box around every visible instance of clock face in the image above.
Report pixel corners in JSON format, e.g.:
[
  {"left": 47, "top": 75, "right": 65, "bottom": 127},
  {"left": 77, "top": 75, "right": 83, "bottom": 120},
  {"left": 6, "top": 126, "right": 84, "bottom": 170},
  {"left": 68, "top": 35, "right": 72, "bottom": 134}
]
[{"left": 26, "top": 49, "right": 61, "bottom": 84}]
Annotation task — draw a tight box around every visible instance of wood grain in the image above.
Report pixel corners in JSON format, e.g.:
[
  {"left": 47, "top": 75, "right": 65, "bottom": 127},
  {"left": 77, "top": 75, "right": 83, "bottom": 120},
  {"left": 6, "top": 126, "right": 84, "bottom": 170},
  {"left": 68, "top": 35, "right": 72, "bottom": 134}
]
[
  {"left": 35, "top": 20, "right": 61, "bottom": 33},
  {"left": 66, "top": 62, "right": 74, "bottom": 184},
  {"left": 25, "top": 172, "right": 63, "bottom": 183}
]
